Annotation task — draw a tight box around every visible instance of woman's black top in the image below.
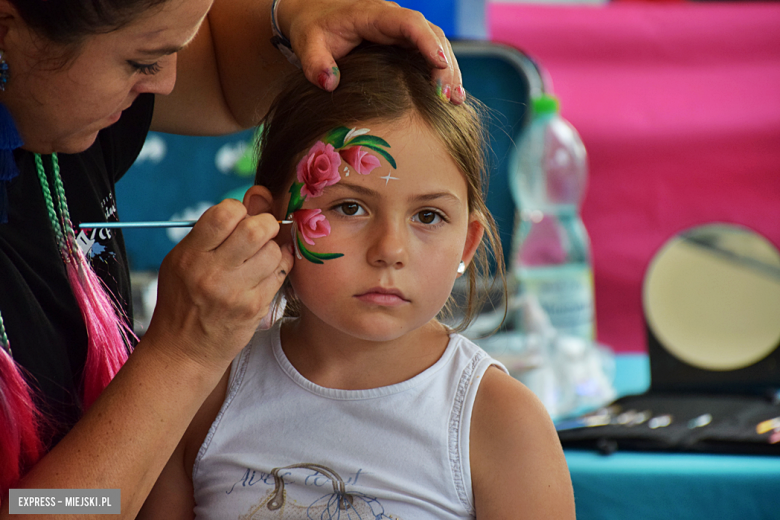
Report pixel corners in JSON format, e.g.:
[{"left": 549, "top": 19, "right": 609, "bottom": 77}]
[{"left": 0, "top": 94, "right": 154, "bottom": 445}]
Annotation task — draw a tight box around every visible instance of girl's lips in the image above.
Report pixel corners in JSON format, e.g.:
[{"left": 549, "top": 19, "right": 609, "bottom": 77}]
[{"left": 355, "top": 288, "right": 409, "bottom": 307}]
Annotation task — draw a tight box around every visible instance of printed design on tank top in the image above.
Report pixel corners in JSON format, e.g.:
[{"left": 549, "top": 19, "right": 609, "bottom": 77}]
[
  {"left": 76, "top": 193, "right": 118, "bottom": 264},
  {"left": 231, "top": 462, "right": 401, "bottom": 519}
]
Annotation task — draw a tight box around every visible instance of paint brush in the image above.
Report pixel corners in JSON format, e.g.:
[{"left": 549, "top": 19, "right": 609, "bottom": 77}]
[{"left": 79, "top": 220, "right": 293, "bottom": 229}]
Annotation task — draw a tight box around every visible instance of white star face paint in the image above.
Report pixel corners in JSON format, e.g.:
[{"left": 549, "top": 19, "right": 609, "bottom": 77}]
[{"left": 379, "top": 171, "right": 400, "bottom": 185}]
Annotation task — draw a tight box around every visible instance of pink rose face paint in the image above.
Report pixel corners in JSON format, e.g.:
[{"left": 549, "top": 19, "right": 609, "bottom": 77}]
[{"left": 285, "top": 126, "right": 396, "bottom": 264}]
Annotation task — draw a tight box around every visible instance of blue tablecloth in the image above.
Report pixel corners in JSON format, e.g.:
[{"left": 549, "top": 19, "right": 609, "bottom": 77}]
[{"left": 566, "top": 354, "right": 779, "bottom": 520}]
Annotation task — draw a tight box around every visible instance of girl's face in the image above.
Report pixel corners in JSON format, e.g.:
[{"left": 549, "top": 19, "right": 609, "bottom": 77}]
[
  {"left": 1, "top": 0, "right": 212, "bottom": 154},
  {"left": 273, "top": 116, "right": 484, "bottom": 344}
]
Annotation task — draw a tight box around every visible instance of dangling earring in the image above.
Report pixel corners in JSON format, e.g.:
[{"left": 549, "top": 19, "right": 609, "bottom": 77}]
[
  {"left": 1, "top": 50, "right": 23, "bottom": 223},
  {"left": 457, "top": 261, "right": 466, "bottom": 275},
  {"left": 0, "top": 50, "right": 9, "bottom": 91}
]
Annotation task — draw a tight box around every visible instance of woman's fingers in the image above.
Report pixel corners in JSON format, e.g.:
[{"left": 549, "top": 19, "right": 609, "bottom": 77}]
[
  {"left": 148, "top": 200, "right": 291, "bottom": 368},
  {"left": 182, "top": 199, "right": 250, "bottom": 254},
  {"left": 210, "top": 210, "right": 281, "bottom": 268},
  {"left": 279, "top": 0, "right": 465, "bottom": 104},
  {"left": 428, "top": 24, "right": 465, "bottom": 105}
]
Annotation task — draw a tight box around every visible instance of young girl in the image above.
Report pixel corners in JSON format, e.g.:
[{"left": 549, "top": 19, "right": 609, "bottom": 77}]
[{"left": 140, "top": 45, "right": 574, "bottom": 520}]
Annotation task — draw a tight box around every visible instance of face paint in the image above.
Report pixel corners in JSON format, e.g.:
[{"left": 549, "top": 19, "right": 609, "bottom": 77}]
[{"left": 286, "top": 126, "right": 397, "bottom": 264}]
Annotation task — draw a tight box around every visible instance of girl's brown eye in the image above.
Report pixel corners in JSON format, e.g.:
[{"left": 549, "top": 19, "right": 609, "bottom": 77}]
[
  {"left": 341, "top": 203, "right": 360, "bottom": 215},
  {"left": 418, "top": 211, "right": 437, "bottom": 224}
]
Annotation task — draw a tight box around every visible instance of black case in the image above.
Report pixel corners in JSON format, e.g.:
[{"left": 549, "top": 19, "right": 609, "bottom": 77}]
[
  {"left": 557, "top": 314, "right": 780, "bottom": 455},
  {"left": 557, "top": 392, "right": 780, "bottom": 455}
]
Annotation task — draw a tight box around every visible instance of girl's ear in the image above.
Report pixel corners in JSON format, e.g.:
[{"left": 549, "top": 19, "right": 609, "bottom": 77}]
[
  {"left": 243, "top": 185, "right": 274, "bottom": 216},
  {"left": 460, "top": 216, "right": 485, "bottom": 273}
]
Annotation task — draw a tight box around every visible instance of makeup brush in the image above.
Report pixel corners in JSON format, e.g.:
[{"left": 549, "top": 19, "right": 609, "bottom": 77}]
[{"left": 79, "top": 220, "right": 293, "bottom": 229}]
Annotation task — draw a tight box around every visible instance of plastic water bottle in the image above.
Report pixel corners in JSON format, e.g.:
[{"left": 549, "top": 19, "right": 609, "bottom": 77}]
[{"left": 509, "top": 93, "right": 595, "bottom": 341}]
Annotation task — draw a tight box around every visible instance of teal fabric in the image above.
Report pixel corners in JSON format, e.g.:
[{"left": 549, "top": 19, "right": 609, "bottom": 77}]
[
  {"left": 566, "top": 450, "right": 780, "bottom": 520},
  {"left": 612, "top": 353, "right": 651, "bottom": 397}
]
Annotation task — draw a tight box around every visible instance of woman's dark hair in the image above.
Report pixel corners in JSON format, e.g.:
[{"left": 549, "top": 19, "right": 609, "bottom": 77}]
[
  {"left": 256, "top": 43, "right": 507, "bottom": 332},
  {"left": 11, "top": 0, "right": 170, "bottom": 46}
]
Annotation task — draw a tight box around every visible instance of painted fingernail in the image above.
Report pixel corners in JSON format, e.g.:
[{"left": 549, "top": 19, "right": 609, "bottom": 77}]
[
  {"left": 436, "top": 48, "right": 449, "bottom": 66},
  {"left": 437, "top": 83, "right": 451, "bottom": 102},
  {"left": 317, "top": 71, "right": 329, "bottom": 90},
  {"left": 455, "top": 85, "right": 466, "bottom": 101},
  {"left": 318, "top": 65, "right": 340, "bottom": 90}
]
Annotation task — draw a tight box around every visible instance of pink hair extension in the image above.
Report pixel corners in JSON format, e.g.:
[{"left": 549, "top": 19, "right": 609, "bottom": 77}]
[
  {"left": 34, "top": 153, "right": 135, "bottom": 411},
  {"left": 0, "top": 335, "right": 44, "bottom": 501},
  {"left": 65, "top": 243, "right": 134, "bottom": 410}
]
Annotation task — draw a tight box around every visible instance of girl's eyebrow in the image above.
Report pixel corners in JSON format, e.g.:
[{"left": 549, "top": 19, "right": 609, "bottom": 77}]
[
  {"left": 328, "top": 182, "right": 377, "bottom": 198},
  {"left": 413, "top": 192, "right": 462, "bottom": 204},
  {"left": 329, "top": 181, "right": 462, "bottom": 204}
]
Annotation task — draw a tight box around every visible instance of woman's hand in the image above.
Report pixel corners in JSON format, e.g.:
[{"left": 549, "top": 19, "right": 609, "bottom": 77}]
[
  {"left": 277, "top": 0, "right": 464, "bottom": 104},
  {"left": 144, "top": 199, "right": 294, "bottom": 371},
  {"left": 153, "top": 0, "right": 464, "bottom": 135}
]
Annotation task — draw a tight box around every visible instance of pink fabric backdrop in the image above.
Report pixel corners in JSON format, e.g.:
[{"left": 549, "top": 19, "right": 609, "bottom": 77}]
[{"left": 490, "top": 3, "right": 780, "bottom": 352}]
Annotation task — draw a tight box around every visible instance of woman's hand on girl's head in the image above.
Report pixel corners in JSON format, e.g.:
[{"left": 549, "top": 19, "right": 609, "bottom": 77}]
[
  {"left": 144, "top": 199, "right": 294, "bottom": 372},
  {"left": 277, "top": 0, "right": 465, "bottom": 104},
  {"left": 154, "top": 0, "right": 463, "bottom": 135}
]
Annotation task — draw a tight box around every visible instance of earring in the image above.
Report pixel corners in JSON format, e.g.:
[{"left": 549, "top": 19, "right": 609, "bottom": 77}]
[
  {"left": 0, "top": 50, "right": 9, "bottom": 91},
  {"left": 457, "top": 261, "right": 466, "bottom": 275}
]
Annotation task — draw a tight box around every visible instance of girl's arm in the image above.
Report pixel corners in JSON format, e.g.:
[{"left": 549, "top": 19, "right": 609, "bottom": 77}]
[
  {"left": 151, "top": 0, "right": 460, "bottom": 136},
  {"left": 470, "top": 368, "right": 576, "bottom": 519}
]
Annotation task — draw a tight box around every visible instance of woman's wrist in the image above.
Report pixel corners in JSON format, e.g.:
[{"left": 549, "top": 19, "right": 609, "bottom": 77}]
[{"left": 137, "top": 326, "right": 235, "bottom": 383}]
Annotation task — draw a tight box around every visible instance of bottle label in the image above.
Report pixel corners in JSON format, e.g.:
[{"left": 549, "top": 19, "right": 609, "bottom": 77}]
[{"left": 516, "top": 264, "right": 595, "bottom": 341}]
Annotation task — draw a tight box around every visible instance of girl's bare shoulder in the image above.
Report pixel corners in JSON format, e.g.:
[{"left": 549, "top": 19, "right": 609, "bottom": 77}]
[{"left": 470, "top": 367, "right": 575, "bottom": 519}]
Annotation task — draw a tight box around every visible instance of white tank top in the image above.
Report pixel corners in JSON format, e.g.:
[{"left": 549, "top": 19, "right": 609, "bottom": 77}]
[{"left": 192, "top": 319, "right": 507, "bottom": 519}]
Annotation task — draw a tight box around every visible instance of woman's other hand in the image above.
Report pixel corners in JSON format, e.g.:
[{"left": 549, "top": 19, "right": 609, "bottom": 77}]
[
  {"left": 144, "top": 199, "right": 293, "bottom": 371},
  {"left": 277, "top": 0, "right": 464, "bottom": 104},
  {"left": 153, "top": 0, "right": 464, "bottom": 135}
]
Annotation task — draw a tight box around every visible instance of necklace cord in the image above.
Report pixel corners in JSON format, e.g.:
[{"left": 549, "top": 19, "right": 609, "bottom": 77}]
[{"left": 33, "top": 154, "right": 67, "bottom": 253}]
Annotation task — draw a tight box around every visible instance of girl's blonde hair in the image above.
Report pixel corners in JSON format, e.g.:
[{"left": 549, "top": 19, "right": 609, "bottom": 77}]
[{"left": 256, "top": 44, "right": 505, "bottom": 332}]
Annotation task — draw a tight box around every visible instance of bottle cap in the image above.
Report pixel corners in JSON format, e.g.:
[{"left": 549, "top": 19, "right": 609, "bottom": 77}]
[{"left": 532, "top": 94, "right": 560, "bottom": 116}]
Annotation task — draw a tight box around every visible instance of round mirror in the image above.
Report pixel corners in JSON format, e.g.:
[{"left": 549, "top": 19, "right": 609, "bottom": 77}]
[{"left": 643, "top": 223, "right": 780, "bottom": 372}]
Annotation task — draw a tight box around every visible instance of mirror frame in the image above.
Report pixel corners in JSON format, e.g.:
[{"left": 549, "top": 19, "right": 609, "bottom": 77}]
[{"left": 643, "top": 223, "right": 780, "bottom": 395}]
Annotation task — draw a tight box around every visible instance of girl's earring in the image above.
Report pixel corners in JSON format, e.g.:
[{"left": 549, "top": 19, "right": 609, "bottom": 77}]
[
  {"left": 0, "top": 50, "right": 9, "bottom": 91},
  {"left": 457, "top": 261, "right": 466, "bottom": 275}
]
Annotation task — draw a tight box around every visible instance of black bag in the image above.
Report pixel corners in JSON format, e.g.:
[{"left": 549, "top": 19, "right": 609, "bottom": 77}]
[{"left": 557, "top": 392, "right": 780, "bottom": 455}]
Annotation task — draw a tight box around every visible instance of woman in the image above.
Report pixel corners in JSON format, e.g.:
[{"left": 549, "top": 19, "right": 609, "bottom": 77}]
[{"left": 0, "top": 0, "right": 463, "bottom": 516}]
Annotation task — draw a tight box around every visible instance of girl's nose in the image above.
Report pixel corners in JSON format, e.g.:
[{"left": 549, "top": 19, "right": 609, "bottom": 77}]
[
  {"left": 366, "top": 220, "right": 407, "bottom": 269},
  {"left": 133, "top": 55, "right": 177, "bottom": 96}
]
